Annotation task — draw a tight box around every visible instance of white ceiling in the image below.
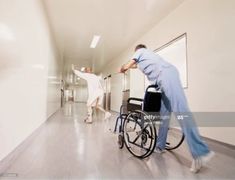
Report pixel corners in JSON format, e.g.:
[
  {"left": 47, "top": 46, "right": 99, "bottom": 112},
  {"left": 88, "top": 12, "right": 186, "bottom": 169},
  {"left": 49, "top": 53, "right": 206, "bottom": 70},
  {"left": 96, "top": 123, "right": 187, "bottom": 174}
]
[{"left": 42, "top": 0, "right": 185, "bottom": 73}]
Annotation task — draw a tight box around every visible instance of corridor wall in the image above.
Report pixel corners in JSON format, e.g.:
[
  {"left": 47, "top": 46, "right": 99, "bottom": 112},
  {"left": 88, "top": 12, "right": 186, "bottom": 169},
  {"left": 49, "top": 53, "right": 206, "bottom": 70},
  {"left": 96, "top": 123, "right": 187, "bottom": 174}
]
[{"left": 0, "top": 0, "right": 62, "bottom": 161}]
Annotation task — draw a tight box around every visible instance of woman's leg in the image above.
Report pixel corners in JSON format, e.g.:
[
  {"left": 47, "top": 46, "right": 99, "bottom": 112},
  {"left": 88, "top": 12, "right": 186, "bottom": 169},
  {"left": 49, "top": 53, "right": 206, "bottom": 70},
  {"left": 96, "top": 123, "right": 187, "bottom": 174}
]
[
  {"left": 86, "top": 99, "right": 98, "bottom": 123},
  {"left": 95, "top": 97, "right": 106, "bottom": 113},
  {"left": 95, "top": 96, "right": 111, "bottom": 120},
  {"left": 86, "top": 105, "right": 93, "bottom": 123}
]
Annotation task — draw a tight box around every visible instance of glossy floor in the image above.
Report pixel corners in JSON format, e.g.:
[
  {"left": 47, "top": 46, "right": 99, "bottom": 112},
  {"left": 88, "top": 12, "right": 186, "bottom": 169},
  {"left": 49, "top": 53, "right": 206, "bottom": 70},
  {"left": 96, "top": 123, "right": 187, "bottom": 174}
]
[{"left": 1, "top": 103, "right": 235, "bottom": 179}]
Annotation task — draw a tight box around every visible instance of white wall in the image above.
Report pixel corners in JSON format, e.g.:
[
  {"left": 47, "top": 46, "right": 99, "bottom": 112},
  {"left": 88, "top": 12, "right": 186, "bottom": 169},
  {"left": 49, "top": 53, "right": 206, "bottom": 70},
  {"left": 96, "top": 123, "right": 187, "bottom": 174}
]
[
  {"left": 0, "top": 0, "right": 62, "bottom": 161},
  {"left": 102, "top": 0, "right": 235, "bottom": 145}
]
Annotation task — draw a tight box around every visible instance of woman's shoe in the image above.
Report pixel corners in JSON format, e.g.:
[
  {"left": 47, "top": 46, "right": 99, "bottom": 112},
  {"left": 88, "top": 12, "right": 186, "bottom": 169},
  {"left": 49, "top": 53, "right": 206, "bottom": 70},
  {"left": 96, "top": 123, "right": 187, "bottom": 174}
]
[
  {"left": 104, "top": 112, "right": 112, "bottom": 120},
  {"left": 86, "top": 117, "right": 93, "bottom": 124}
]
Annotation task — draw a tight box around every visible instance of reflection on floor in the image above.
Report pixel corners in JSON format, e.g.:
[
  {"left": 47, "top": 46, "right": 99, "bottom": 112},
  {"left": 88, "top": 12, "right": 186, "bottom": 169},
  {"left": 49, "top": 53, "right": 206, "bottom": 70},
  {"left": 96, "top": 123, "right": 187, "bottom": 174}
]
[{"left": 1, "top": 102, "right": 235, "bottom": 179}]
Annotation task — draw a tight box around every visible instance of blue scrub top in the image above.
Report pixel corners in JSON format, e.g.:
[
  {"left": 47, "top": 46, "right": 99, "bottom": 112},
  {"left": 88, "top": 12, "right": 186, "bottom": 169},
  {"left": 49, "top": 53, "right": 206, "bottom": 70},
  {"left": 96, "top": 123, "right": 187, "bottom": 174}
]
[{"left": 132, "top": 48, "right": 172, "bottom": 83}]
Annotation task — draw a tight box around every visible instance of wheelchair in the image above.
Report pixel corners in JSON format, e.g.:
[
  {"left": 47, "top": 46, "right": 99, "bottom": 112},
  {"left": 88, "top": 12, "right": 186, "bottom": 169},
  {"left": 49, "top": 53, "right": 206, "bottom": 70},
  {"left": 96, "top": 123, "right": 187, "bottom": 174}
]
[{"left": 114, "top": 85, "right": 185, "bottom": 158}]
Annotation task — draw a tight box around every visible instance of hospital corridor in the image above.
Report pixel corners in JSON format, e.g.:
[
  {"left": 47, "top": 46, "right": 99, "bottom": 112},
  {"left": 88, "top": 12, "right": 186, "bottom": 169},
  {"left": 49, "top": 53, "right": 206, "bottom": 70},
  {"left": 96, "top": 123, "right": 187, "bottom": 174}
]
[{"left": 1, "top": 0, "right": 235, "bottom": 179}]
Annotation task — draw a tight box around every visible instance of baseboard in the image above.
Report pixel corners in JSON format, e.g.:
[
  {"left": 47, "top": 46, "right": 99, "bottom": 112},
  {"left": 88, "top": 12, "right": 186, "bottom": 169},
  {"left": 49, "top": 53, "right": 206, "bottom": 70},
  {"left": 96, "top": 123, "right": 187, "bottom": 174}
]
[
  {"left": 170, "top": 127, "right": 235, "bottom": 150},
  {"left": 203, "top": 136, "right": 235, "bottom": 150},
  {"left": 0, "top": 108, "right": 60, "bottom": 175}
]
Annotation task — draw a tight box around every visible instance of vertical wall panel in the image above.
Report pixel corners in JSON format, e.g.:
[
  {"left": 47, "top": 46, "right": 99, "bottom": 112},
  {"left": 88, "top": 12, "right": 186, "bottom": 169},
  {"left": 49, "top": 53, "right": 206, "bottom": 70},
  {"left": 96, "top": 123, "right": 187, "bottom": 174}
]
[{"left": 0, "top": 0, "right": 61, "bottom": 161}]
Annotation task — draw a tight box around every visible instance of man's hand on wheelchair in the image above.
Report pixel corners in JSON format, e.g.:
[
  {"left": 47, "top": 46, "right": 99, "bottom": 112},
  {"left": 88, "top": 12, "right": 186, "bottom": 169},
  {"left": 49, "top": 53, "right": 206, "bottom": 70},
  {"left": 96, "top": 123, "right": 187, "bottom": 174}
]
[{"left": 118, "top": 66, "right": 127, "bottom": 73}]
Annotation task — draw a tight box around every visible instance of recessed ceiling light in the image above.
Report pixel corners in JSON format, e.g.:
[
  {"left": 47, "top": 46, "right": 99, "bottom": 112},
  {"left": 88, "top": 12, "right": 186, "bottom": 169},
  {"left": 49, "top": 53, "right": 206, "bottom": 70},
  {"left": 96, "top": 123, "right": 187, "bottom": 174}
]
[{"left": 90, "top": 35, "right": 100, "bottom": 48}]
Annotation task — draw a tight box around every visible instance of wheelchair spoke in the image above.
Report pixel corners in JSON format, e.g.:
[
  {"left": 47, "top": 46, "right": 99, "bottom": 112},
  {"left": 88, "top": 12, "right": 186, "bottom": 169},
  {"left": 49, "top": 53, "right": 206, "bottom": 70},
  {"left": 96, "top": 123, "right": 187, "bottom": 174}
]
[
  {"left": 128, "top": 141, "right": 151, "bottom": 151},
  {"left": 123, "top": 111, "right": 157, "bottom": 158},
  {"left": 132, "top": 131, "right": 142, "bottom": 144}
]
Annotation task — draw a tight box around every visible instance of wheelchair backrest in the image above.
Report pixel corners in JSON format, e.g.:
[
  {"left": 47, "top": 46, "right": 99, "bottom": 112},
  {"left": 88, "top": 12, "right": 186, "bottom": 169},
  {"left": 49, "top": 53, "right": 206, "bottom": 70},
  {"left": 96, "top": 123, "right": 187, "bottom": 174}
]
[{"left": 143, "top": 85, "right": 161, "bottom": 112}]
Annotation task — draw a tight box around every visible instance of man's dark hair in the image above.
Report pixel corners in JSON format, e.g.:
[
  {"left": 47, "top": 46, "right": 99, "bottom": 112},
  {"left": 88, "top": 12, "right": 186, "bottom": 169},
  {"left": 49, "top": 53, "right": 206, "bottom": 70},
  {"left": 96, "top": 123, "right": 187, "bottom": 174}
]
[{"left": 135, "top": 44, "right": 147, "bottom": 51}]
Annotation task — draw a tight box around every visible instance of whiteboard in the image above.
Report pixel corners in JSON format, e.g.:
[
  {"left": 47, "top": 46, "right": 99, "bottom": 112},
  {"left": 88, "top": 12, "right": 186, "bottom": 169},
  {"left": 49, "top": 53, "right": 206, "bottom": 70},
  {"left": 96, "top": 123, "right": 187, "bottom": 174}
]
[{"left": 155, "top": 34, "right": 188, "bottom": 88}]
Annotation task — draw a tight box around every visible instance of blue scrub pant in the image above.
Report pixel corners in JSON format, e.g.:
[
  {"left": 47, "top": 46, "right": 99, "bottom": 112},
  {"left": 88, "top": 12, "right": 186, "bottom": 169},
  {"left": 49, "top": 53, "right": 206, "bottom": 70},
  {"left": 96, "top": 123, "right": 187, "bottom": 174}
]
[{"left": 156, "top": 66, "right": 210, "bottom": 158}]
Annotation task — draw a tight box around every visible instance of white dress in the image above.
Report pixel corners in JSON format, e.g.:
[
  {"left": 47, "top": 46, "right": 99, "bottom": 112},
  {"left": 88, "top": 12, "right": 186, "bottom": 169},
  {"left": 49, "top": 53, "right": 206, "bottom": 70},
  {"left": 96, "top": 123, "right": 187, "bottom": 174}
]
[{"left": 74, "top": 70, "right": 104, "bottom": 106}]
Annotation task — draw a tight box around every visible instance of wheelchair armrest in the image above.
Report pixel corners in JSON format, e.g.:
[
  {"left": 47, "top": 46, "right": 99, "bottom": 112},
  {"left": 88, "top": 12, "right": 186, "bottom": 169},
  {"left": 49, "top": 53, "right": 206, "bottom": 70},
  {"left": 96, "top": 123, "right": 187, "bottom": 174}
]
[{"left": 127, "top": 97, "right": 143, "bottom": 104}]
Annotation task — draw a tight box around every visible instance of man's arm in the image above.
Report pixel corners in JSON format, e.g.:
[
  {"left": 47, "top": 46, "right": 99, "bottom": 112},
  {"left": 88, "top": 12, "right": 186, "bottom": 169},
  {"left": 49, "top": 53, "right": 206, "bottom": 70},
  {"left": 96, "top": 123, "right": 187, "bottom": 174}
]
[
  {"left": 119, "top": 60, "right": 137, "bottom": 73},
  {"left": 131, "top": 63, "right": 137, "bottom": 69}
]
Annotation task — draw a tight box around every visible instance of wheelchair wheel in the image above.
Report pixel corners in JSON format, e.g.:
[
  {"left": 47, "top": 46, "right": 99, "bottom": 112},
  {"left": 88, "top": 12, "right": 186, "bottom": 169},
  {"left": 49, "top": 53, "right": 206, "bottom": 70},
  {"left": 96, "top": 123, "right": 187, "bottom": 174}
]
[
  {"left": 118, "top": 133, "right": 124, "bottom": 149},
  {"left": 123, "top": 110, "right": 156, "bottom": 158},
  {"left": 165, "top": 128, "right": 184, "bottom": 150}
]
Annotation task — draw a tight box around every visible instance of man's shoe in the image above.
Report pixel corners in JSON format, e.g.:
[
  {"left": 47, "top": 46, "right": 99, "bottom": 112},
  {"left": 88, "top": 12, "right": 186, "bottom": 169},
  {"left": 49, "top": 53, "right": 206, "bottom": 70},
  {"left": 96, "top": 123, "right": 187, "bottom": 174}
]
[
  {"left": 190, "top": 158, "right": 202, "bottom": 173},
  {"left": 201, "top": 151, "right": 215, "bottom": 165},
  {"left": 190, "top": 151, "right": 215, "bottom": 173}
]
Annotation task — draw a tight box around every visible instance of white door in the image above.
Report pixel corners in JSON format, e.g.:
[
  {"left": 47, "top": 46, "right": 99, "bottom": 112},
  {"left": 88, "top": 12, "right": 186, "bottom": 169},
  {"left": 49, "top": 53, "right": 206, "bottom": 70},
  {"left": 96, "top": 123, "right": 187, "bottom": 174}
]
[{"left": 110, "top": 74, "right": 124, "bottom": 112}]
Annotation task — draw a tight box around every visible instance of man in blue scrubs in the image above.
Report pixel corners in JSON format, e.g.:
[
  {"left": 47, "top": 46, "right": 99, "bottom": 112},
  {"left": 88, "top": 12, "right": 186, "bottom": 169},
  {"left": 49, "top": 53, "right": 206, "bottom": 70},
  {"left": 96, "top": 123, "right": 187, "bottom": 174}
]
[{"left": 119, "top": 44, "right": 214, "bottom": 173}]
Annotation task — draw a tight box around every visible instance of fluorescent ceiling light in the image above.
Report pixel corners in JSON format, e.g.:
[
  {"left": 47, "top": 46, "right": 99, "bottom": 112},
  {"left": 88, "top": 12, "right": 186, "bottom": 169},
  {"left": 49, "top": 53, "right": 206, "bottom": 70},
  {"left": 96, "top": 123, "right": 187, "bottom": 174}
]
[{"left": 90, "top": 35, "right": 100, "bottom": 48}]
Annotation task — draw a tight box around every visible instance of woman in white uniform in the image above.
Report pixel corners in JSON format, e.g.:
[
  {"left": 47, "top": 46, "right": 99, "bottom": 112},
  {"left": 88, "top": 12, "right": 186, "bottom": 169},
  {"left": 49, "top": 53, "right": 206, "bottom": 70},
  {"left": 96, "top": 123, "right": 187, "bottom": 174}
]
[{"left": 72, "top": 65, "right": 111, "bottom": 123}]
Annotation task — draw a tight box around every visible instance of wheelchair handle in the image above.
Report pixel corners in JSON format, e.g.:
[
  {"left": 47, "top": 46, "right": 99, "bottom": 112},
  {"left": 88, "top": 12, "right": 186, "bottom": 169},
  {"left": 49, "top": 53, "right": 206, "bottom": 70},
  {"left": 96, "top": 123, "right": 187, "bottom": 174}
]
[
  {"left": 127, "top": 97, "right": 143, "bottom": 103},
  {"left": 146, "top": 84, "right": 160, "bottom": 92},
  {"left": 147, "top": 84, "right": 158, "bottom": 89}
]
